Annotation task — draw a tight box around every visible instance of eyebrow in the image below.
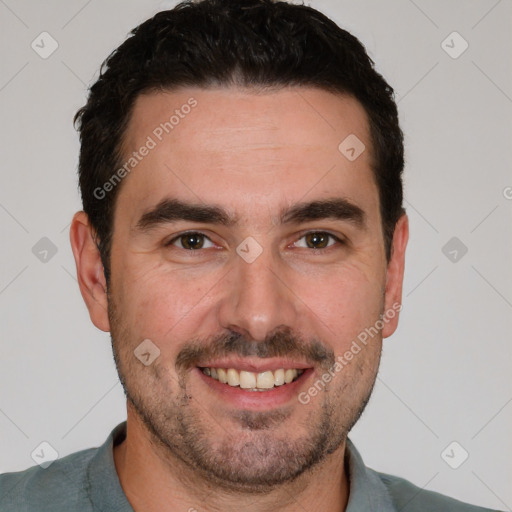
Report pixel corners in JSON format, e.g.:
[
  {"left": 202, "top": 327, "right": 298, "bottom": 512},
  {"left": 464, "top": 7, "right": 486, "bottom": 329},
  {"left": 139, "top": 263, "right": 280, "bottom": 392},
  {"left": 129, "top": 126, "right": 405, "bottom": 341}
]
[
  {"left": 134, "top": 197, "right": 366, "bottom": 233},
  {"left": 281, "top": 198, "right": 366, "bottom": 228},
  {"left": 135, "top": 199, "right": 235, "bottom": 232}
]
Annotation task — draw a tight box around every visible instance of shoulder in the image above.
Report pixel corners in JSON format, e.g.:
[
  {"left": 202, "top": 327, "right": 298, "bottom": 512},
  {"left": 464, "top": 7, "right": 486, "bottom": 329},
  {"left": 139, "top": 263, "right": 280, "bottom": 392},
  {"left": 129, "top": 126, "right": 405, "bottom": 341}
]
[
  {"left": 0, "top": 446, "right": 97, "bottom": 512},
  {"left": 373, "top": 469, "right": 500, "bottom": 512},
  {"left": 344, "top": 438, "right": 501, "bottom": 512}
]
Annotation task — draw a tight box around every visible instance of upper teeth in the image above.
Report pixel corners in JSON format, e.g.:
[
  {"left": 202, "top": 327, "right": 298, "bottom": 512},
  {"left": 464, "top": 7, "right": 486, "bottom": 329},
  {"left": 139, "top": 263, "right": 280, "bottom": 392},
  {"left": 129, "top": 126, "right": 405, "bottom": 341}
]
[{"left": 202, "top": 367, "right": 304, "bottom": 390}]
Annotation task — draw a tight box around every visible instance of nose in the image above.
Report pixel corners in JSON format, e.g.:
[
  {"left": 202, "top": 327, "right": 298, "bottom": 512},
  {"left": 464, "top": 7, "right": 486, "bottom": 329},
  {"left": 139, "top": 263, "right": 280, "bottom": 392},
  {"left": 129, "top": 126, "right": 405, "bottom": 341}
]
[{"left": 217, "top": 247, "right": 299, "bottom": 342}]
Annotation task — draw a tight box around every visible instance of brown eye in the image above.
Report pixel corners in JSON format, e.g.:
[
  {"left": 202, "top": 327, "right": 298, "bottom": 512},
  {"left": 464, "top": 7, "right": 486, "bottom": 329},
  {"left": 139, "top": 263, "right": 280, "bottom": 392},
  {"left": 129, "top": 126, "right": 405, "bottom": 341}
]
[
  {"left": 305, "top": 233, "right": 329, "bottom": 249},
  {"left": 293, "top": 231, "right": 342, "bottom": 250},
  {"left": 169, "top": 232, "right": 213, "bottom": 250},
  {"left": 180, "top": 233, "right": 204, "bottom": 249},
  {"left": 304, "top": 232, "right": 330, "bottom": 249}
]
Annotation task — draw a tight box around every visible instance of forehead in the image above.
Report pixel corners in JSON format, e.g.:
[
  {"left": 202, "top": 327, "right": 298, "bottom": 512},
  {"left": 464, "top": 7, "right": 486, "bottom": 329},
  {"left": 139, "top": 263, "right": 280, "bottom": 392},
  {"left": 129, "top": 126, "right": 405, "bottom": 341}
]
[
  {"left": 116, "top": 86, "right": 377, "bottom": 227},
  {"left": 124, "top": 86, "right": 371, "bottom": 159}
]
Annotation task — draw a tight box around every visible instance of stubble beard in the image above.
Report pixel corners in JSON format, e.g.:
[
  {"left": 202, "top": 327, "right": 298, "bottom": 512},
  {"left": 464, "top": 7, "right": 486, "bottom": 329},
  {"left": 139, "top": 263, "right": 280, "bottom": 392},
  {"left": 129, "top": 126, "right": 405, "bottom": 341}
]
[{"left": 107, "top": 293, "right": 380, "bottom": 493}]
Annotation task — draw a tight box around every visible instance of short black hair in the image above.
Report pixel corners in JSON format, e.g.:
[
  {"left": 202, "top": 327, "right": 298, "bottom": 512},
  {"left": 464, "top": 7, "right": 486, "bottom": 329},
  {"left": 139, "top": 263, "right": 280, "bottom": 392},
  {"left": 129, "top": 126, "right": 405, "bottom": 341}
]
[{"left": 74, "top": 0, "right": 404, "bottom": 283}]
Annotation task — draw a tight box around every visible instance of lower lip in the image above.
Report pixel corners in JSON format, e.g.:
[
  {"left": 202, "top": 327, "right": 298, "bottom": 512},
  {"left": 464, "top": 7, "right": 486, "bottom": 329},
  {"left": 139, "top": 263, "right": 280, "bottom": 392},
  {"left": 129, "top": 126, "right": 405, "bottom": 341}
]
[{"left": 195, "top": 368, "right": 313, "bottom": 410}]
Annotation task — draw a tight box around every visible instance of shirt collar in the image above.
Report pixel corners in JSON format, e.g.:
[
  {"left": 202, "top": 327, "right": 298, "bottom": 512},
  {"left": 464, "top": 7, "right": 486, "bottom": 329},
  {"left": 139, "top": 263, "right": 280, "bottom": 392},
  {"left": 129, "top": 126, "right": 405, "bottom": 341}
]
[
  {"left": 345, "top": 438, "right": 397, "bottom": 511},
  {"left": 87, "top": 422, "right": 134, "bottom": 511}
]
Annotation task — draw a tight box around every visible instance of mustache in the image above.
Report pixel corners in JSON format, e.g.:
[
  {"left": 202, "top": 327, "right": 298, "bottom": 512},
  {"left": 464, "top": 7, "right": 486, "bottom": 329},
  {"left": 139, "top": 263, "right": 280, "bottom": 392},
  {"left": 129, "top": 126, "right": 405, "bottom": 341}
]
[{"left": 175, "top": 326, "right": 335, "bottom": 372}]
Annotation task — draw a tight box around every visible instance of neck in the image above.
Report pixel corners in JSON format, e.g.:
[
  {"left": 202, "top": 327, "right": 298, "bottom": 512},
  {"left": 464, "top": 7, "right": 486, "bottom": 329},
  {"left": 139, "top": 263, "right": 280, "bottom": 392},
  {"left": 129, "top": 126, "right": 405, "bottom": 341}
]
[{"left": 114, "top": 407, "right": 350, "bottom": 512}]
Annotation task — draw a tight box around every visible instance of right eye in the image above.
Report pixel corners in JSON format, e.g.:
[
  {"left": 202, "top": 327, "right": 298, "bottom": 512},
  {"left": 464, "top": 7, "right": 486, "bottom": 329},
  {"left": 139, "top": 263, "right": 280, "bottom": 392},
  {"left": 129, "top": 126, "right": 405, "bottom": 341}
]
[{"left": 166, "top": 232, "right": 215, "bottom": 250}]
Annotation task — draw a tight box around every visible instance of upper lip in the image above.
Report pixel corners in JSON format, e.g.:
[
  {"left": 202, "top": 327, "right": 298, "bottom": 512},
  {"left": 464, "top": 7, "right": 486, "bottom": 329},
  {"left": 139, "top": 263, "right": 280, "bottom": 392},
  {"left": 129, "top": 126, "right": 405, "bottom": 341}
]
[{"left": 197, "top": 358, "right": 313, "bottom": 373}]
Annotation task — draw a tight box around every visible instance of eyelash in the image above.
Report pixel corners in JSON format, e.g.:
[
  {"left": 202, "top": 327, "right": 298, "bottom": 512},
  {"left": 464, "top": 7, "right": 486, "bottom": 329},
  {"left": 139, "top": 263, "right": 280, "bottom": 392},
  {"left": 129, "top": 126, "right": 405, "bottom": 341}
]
[{"left": 165, "top": 231, "right": 345, "bottom": 251}]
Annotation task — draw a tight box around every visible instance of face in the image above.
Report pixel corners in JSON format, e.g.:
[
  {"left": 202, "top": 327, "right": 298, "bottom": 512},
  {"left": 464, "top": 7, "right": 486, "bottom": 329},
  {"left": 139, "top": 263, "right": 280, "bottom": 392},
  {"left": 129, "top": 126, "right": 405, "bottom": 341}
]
[{"left": 75, "top": 86, "right": 407, "bottom": 491}]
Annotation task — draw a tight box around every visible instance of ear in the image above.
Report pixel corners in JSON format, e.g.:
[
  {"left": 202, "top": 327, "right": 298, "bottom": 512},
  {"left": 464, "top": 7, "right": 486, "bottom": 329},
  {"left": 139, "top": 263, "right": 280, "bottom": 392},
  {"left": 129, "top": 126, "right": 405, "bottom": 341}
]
[
  {"left": 69, "top": 211, "right": 110, "bottom": 332},
  {"left": 382, "top": 213, "right": 409, "bottom": 339}
]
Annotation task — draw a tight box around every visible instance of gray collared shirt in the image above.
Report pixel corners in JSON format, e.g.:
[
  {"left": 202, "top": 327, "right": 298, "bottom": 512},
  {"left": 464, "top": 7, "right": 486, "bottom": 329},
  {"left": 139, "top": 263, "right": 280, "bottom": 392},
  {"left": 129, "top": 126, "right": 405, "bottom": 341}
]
[{"left": 0, "top": 422, "right": 500, "bottom": 511}]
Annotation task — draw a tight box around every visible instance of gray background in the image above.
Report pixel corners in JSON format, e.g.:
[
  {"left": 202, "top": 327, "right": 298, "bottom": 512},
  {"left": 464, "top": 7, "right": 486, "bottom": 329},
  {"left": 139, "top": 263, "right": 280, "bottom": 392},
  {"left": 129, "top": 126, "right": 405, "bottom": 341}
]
[{"left": 0, "top": 0, "right": 511, "bottom": 509}]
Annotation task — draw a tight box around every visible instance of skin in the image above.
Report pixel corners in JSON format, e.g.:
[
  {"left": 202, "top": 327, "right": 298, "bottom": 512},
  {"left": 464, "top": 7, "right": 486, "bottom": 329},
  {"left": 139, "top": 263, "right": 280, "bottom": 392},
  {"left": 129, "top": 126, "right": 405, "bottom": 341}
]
[{"left": 70, "top": 87, "right": 408, "bottom": 512}]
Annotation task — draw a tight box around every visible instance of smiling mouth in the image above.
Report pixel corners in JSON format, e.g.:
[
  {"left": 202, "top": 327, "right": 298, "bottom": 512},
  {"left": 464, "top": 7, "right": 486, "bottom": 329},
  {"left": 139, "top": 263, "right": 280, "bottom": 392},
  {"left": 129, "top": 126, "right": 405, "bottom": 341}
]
[{"left": 199, "top": 367, "right": 305, "bottom": 391}]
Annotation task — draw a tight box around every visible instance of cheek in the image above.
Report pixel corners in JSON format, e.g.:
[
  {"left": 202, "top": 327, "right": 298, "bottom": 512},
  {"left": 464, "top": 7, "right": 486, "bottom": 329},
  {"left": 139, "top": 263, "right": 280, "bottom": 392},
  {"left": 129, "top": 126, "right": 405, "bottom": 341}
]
[
  {"left": 292, "top": 261, "right": 385, "bottom": 343},
  {"left": 113, "top": 257, "right": 223, "bottom": 343}
]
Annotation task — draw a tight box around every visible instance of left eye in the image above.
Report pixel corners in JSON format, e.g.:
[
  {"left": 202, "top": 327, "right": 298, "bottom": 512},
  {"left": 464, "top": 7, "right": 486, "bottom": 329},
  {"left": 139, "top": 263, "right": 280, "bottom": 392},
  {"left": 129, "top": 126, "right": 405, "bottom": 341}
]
[
  {"left": 168, "top": 232, "right": 215, "bottom": 250},
  {"left": 293, "top": 232, "right": 341, "bottom": 249}
]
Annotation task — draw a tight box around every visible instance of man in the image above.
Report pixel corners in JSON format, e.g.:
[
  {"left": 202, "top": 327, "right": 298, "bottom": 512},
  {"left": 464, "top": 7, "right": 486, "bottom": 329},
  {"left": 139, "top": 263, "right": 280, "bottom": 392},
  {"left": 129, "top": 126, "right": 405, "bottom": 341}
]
[{"left": 0, "top": 1, "right": 500, "bottom": 510}]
